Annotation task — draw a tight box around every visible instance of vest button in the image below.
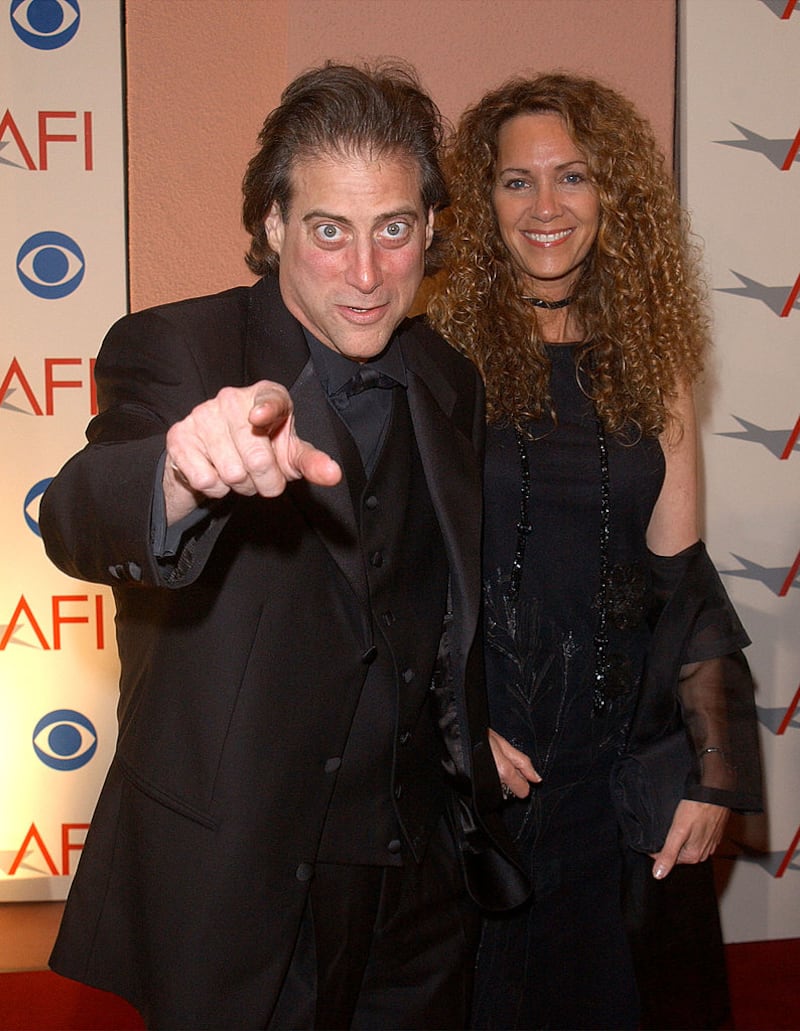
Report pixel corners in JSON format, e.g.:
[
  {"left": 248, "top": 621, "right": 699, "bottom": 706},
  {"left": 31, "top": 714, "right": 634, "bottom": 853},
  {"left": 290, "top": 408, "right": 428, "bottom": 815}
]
[
  {"left": 401, "top": 668, "right": 414, "bottom": 683},
  {"left": 394, "top": 783, "right": 403, "bottom": 800},
  {"left": 387, "top": 839, "right": 402, "bottom": 854},
  {"left": 295, "top": 863, "right": 314, "bottom": 882},
  {"left": 361, "top": 645, "right": 378, "bottom": 664},
  {"left": 399, "top": 730, "right": 412, "bottom": 745},
  {"left": 382, "top": 610, "right": 395, "bottom": 627},
  {"left": 370, "top": 550, "right": 384, "bottom": 567},
  {"left": 324, "top": 757, "right": 341, "bottom": 773},
  {"left": 364, "top": 495, "right": 379, "bottom": 510}
]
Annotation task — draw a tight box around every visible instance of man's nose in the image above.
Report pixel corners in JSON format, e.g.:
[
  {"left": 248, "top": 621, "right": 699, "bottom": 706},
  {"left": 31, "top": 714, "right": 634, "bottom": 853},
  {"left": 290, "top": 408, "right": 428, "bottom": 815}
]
[{"left": 346, "top": 241, "right": 383, "bottom": 292}]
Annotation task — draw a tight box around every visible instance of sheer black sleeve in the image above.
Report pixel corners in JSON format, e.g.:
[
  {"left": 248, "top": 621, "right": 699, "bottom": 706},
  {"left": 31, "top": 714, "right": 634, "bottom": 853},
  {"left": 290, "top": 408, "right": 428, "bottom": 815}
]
[{"left": 643, "top": 541, "right": 763, "bottom": 811}]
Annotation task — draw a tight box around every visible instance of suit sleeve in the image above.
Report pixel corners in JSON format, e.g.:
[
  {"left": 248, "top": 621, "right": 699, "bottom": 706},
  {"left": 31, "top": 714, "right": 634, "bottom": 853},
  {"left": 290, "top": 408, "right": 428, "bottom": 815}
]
[{"left": 40, "top": 308, "right": 233, "bottom": 588}]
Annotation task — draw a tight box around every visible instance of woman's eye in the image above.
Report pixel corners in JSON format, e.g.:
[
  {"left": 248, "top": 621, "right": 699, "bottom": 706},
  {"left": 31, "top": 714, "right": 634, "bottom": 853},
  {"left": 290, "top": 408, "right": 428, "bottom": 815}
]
[{"left": 503, "top": 179, "right": 528, "bottom": 190}]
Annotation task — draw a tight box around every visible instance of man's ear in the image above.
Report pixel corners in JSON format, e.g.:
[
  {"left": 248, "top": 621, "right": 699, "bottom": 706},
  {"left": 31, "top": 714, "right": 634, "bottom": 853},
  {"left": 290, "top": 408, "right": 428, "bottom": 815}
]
[
  {"left": 424, "top": 207, "right": 435, "bottom": 250},
  {"left": 264, "top": 202, "right": 285, "bottom": 253}
]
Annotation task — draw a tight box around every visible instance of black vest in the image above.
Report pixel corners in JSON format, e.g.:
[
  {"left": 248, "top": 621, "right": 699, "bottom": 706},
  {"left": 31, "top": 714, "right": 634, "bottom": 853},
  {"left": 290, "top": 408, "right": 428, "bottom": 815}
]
[{"left": 316, "top": 389, "right": 450, "bottom": 865}]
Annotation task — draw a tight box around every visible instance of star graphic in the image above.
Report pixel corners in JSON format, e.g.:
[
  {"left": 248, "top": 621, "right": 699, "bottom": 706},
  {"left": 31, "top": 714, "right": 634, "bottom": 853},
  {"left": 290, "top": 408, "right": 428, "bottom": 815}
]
[
  {"left": 759, "top": 0, "right": 798, "bottom": 19},
  {"left": 0, "top": 387, "right": 34, "bottom": 415},
  {"left": 715, "top": 271, "right": 800, "bottom": 316},
  {"left": 0, "top": 623, "right": 39, "bottom": 649},
  {"left": 720, "top": 554, "right": 800, "bottom": 595},
  {"left": 718, "top": 841, "right": 800, "bottom": 877},
  {"left": 755, "top": 704, "right": 800, "bottom": 735},
  {"left": 714, "top": 123, "right": 799, "bottom": 171},
  {"left": 716, "top": 416, "right": 800, "bottom": 459},
  {"left": 0, "top": 140, "right": 29, "bottom": 171},
  {"left": 0, "top": 850, "right": 52, "bottom": 877}
]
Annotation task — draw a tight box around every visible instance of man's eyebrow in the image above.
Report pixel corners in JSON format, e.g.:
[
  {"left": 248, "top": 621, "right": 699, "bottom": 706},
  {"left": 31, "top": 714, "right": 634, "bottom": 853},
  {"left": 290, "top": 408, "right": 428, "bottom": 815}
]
[{"left": 301, "top": 208, "right": 421, "bottom": 225}]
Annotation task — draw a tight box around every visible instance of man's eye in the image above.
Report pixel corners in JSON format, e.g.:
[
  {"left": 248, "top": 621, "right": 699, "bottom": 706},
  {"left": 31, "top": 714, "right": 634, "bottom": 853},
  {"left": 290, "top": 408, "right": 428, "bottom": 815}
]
[
  {"left": 316, "top": 224, "right": 343, "bottom": 242},
  {"left": 382, "top": 222, "right": 410, "bottom": 240}
]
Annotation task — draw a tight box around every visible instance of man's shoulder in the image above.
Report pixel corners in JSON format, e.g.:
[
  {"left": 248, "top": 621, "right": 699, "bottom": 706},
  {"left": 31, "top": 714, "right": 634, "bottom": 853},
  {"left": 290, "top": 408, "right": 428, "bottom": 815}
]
[
  {"left": 400, "top": 314, "right": 477, "bottom": 379},
  {"left": 116, "top": 282, "right": 258, "bottom": 337}
]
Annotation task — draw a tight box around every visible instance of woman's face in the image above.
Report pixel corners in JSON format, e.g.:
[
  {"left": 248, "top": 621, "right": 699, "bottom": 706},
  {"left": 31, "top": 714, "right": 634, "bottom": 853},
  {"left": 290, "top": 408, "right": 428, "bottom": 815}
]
[{"left": 491, "top": 112, "right": 600, "bottom": 301}]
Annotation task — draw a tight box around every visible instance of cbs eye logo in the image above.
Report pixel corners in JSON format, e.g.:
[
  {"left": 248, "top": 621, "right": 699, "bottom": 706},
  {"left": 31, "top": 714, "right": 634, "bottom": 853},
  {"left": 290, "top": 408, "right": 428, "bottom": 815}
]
[
  {"left": 10, "top": 0, "right": 80, "bottom": 50},
  {"left": 24, "top": 478, "right": 52, "bottom": 537},
  {"left": 33, "top": 709, "right": 97, "bottom": 771},
  {"left": 17, "top": 232, "right": 85, "bottom": 299}
]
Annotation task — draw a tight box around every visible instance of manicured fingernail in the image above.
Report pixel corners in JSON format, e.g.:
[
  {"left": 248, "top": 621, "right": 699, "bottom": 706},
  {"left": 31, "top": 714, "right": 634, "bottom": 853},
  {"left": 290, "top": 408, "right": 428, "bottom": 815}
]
[{"left": 653, "top": 863, "right": 667, "bottom": 880}]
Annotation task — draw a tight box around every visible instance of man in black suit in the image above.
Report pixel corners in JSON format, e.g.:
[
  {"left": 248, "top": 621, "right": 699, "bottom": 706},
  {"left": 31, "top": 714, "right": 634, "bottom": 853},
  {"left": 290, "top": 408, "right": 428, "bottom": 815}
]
[{"left": 41, "top": 62, "right": 534, "bottom": 1029}]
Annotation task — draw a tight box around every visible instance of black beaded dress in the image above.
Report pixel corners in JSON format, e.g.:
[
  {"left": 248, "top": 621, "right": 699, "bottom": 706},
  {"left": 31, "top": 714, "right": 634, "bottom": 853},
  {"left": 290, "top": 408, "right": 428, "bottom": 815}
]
[{"left": 473, "top": 344, "right": 665, "bottom": 1030}]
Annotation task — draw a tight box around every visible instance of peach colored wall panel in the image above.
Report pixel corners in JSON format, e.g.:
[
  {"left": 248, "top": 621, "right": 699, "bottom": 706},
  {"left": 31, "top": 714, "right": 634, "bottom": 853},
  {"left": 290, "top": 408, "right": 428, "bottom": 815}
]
[
  {"left": 126, "top": 0, "right": 289, "bottom": 309},
  {"left": 287, "top": 0, "right": 675, "bottom": 148},
  {"left": 127, "top": 0, "right": 675, "bottom": 310}
]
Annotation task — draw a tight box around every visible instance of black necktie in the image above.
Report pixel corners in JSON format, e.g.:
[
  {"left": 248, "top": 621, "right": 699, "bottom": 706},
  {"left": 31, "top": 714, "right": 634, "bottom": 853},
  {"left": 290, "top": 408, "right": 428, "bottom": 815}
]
[
  {"left": 335, "top": 366, "right": 396, "bottom": 401},
  {"left": 330, "top": 367, "right": 397, "bottom": 476}
]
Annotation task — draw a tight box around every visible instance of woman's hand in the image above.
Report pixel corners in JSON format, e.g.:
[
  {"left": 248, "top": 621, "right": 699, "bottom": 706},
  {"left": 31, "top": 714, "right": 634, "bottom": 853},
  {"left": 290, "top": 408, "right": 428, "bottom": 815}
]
[
  {"left": 651, "top": 799, "right": 730, "bottom": 879},
  {"left": 488, "top": 729, "right": 542, "bottom": 799}
]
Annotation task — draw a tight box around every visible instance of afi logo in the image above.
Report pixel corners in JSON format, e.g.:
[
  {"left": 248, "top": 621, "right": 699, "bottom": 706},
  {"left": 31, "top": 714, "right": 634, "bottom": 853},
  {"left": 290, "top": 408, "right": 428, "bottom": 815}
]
[
  {"left": 775, "top": 827, "right": 800, "bottom": 878},
  {"left": 716, "top": 271, "right": 800, "bottom": 318},
  {"left": 0, "top": 593, "right": 108, "bottom": 651},
  {"left": 0, "top": 110, "right": 93, "bottom": 171},
  {"left": 0, "top": 356, "right": 97, "bottom": 416},
  {"left": 10, "top": 0, "right": 80, "bottom": 50},
  {"left": 5, "top": 822, "right": 88, "bottom": 877},
  {"left": 766, "top": 0, "right": 798, "bottom": 18},
  {"left": 727, "top": 827, "right": 800, "bottom": 879},
  {"left": 757, "top": 684, "right": 800, "bottom": 735},
  {"left": 715, "top": 123, "right": 800, "bottom": 171}
]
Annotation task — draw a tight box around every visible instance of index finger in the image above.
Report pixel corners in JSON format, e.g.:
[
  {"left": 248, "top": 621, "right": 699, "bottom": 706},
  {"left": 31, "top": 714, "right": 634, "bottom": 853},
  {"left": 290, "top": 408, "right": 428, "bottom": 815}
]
[
  {"left": 651, "top": 823, "right": 686, "bottom": 880},
  {"left": 249, "top": 384, "right": 292, "bottom": 429}
]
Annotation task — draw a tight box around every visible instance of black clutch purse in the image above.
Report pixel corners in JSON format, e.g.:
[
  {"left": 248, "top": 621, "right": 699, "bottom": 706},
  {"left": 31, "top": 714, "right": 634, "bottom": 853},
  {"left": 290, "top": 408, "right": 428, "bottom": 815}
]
[{"left": 610, "top": 726, "right": 694, "bottom": 853}]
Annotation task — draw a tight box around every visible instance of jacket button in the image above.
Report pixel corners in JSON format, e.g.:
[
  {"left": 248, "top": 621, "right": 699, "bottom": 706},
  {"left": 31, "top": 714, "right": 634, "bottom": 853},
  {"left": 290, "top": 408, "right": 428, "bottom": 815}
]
[
  {"left": 324, "top": 757, "right": 341, "bottom": 774},
  {"left": 382, "top": 611, "right": 395, "bottom": 627},
  {"left": 387, "top": 839, "right": 402, "bottom": 854},
  {"left": 394, "top": 784, "right": 403, "bottom": 800},
  {"left": 370, "top": 551, "right": 383, "bottom": 567},
  {"left": 399, "top": 730, "right": 411, "bottom": 745},
  {"left": 295, "top": 863, "right": 314, "bottom": 882},
  {"left": 401, "top": 668, "right": 414, "bottom": 683},
  {"left": 365, "top": 495, "right": 379, "bottom": 510},
  {"left": 361, "top": 645, "right": 377, "bottom": 664}
]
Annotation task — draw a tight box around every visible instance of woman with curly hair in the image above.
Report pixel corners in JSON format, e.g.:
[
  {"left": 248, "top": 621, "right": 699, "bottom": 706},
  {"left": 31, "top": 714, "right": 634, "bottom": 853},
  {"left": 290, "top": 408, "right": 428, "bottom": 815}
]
[{"left": 429, "top": 73, "right": 761, "bottom": 1030}]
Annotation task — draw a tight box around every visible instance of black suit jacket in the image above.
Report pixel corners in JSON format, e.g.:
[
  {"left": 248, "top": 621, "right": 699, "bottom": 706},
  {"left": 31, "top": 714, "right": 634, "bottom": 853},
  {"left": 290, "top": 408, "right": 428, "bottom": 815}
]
[{"left": 41, "top": 275, "right": 526, "bottom": 1026}]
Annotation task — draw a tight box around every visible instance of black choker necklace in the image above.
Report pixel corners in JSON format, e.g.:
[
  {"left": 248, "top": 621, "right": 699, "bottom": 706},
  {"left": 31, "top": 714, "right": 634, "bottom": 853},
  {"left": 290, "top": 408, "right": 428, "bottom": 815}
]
[{"left": 522, "top": 295, "right": 574, "bottom": 310}]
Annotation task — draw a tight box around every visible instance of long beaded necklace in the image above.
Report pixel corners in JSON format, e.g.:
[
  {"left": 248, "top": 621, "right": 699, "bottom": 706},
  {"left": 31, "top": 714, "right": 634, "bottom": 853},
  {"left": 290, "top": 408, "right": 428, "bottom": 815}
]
[{"left": 511, "top": 409, "right": 613, "bottom": 715}]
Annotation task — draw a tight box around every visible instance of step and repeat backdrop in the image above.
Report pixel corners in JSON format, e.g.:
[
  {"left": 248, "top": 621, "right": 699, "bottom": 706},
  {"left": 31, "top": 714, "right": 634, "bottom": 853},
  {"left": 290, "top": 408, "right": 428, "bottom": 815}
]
[
  {"left": 679, "top": 0, "right": 799, "bottom": 941},
  {"left": 1, "top": 0, "right": 126, "bottom": 900},
  {"left": 1, "top": 0, "right": 797, "bottom": 946}
]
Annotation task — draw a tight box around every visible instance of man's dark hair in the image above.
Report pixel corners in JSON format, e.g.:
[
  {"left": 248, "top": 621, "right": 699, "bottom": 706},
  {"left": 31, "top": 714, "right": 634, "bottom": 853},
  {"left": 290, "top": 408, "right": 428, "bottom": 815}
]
[{"left": 242, "top": 61, "right": 448, "bottom": 275}]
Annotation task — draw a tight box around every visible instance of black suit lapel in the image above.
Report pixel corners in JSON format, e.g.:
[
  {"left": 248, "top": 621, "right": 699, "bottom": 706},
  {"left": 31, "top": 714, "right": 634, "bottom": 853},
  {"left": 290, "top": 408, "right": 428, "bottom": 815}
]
[{"left": 404, "top": 357, "right": 482, "bottom": 647}]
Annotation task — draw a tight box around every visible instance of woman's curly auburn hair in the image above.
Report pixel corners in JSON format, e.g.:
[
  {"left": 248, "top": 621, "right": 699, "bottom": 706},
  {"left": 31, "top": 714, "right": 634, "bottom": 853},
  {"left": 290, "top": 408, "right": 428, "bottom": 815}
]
[{"left": 427, "top": 73, "right": 710, "bottom": 436}]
